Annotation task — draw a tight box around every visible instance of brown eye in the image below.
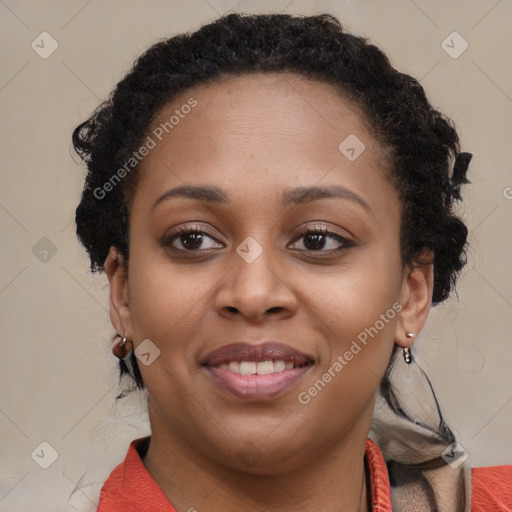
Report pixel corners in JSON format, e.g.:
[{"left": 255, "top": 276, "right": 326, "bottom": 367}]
[
  {"left": 162, "top": 227, "right": 224, "bottom": 252},
  {"left": 289, "top": 227, "right": 351, "bottom": 253},
  {"left": 303, "top": 232, "right": 328, "bottom": 251},
  {"left": 176, "top": 232, "right": 207, "bottom": 250}
]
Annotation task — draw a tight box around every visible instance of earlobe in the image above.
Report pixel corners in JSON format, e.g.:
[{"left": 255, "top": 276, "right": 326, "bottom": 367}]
[
  {"left": 395, "top": 253, "right": 434, "bottom": 348},
  {"left": 104, "top": 246, "right": 133, "bottom": 340}
]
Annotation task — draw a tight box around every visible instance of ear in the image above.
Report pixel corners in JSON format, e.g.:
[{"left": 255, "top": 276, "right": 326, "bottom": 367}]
[
  {"left": 104, "top": 246, "right": 133, "bottom": 339},
  {"left": 395, "top": 250, "right": 434, "bottom": 348}
]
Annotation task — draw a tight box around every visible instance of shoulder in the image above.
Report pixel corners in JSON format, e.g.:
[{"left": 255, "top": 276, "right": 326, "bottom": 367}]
[{"left": 471, "top": 464, "right": 512, "bottom": 511}]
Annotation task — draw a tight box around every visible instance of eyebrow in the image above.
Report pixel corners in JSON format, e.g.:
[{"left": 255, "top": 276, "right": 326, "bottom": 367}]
[
  {"left": 152, "top": 184, "right": 372, "bottom": 215},
  {"left": 152, "top": 185, "right": 229, "bottom": 210},
  {"left": 282, "top": 185, "right": 373, "bottom": 215}
]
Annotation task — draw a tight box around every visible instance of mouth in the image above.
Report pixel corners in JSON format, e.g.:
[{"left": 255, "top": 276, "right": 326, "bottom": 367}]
[{"left": 201, "top": 341, "right": 315, "bottom": 400}]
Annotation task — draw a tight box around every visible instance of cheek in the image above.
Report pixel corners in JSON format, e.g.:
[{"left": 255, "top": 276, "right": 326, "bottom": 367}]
[
  {"left": 295, "top": 276, "right": 398, "bottom": 437},
  {"left": 301, "top": 247, "right": 402, "bottom": 343},
  {"left": 126, "top": 264, "right": 214, "bottom": 406},
  {"left": 126, "top": 244, "right": 218, "bottom": 362},
  {"left": 295, "top": 248, "right": 401, "bottom": 405}
]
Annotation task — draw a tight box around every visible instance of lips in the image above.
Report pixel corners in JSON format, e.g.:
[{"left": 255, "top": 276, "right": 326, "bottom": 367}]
[
  {"left": 201, "top": 341, "right": 315, "bottom": 400},
  {"left": 201, "top": 341, "right": 314, "bottom": 367}
]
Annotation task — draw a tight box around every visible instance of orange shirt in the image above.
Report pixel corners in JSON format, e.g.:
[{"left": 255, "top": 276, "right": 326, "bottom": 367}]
[{"left": 96, "top": 436, "right": 512, "bottom": 511}]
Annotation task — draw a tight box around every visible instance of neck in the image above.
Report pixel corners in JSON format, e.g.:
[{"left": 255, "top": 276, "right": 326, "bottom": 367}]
[{"left": 142, "top": 420, "right": 371, "bottom": 512}]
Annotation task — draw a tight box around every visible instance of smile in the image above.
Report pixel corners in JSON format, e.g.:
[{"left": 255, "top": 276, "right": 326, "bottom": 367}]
[
  {"left": 216, "top": 360, "right": 300, "bottom": 375},
  {"left": 201, "top": 341, "right": 315, "bottom": 400}
]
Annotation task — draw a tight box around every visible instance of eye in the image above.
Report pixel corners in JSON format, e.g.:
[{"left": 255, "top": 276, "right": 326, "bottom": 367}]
[
  {"left": 289, "top": 225, "right": 352, "bottom": 253},
  {"left": 161, "top": 226, "right": 224, "bottom": 252}
]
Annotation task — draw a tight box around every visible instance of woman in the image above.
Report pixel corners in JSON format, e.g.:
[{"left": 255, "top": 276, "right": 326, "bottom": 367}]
[{"left": 73, "top": 13, "right": 512, "bottom": 511}]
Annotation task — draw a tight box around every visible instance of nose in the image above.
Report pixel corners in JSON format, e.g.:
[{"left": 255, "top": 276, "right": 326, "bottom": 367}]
[{"left": 214, "top": 247, "right": 298, "bottom": 324}]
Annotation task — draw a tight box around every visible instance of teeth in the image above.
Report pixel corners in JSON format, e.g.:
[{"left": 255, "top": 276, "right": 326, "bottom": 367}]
[
  {"left": 256, "top": 361, "right": 274, "bottom": 375},
  {"left": 273, "top": 360, "right": 286, "bottom": 372},
  {"left": 228, "top": 361, "right": 240, "bottom": 373},
  {"left": 240, "top": 361, "right": 257, "bottom": 375},
  {"left": 217, "top": 360, "right": 298, "bottom": 375}
]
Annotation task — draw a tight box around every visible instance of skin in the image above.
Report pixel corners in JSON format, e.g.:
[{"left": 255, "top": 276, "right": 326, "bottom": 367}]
[{"left": 105, "top": 72, "right": 434, "bottom": 512}]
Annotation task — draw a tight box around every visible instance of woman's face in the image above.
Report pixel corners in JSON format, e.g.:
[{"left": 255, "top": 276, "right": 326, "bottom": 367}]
[{"left": 110, "top": 73, "right": 421, "bottom": 472}]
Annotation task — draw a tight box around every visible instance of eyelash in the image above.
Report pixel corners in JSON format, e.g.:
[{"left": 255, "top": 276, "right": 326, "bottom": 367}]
[
  {"left": 161, "top": 224, "right": 353, "bottom": 255},
  {"left": 291, "top": 226, "right": 353, "bottom": 254},
  {"left": 161, "top": 225, "right": 222, "bottom": 253}
]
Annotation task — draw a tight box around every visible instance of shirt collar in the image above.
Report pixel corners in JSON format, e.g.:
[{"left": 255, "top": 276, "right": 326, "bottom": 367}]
[{"left": 97, "top": 436, "right": 392, "bottom": 511}]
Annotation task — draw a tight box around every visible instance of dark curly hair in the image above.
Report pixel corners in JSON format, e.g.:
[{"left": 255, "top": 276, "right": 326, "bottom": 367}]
[{"left": 72, "top": 13, "right": 470, "bottom": 390}]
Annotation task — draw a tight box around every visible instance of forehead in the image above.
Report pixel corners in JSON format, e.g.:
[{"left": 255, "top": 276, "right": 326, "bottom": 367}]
[
  {"left": 149, "top": 72, "right": 376, "bottom": 154},
  {"left": 134, "top": 72, "right": 392, "bottom": 211}
]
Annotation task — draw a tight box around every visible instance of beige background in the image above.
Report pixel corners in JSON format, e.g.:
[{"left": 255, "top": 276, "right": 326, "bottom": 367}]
[{"left": 0, "top": 0, "right": 511, "bottom": 510}]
